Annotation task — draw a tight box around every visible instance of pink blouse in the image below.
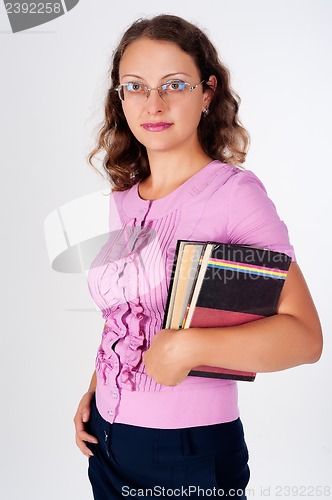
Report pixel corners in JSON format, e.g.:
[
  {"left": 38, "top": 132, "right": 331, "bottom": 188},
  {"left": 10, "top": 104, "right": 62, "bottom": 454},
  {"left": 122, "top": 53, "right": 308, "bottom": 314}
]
[{"left": 87, "top": 161, "right": 296, "bottom": 429}]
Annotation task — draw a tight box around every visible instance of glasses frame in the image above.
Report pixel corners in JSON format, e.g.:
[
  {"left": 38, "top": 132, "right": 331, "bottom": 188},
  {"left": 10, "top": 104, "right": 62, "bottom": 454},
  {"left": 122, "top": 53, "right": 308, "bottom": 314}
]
[{"left": 115, "top": 80, "right": 205, "bottom": 102}]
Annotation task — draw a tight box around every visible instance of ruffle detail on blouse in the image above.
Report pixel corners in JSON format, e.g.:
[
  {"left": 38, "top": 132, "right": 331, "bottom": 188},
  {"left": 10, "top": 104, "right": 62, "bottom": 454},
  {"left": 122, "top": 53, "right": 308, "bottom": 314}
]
[
  {"left": 119, "top": 299, "right": 146, "bottom": 390},
  {"left": 93, "top": 217, "right": 155, "bottom": 392}
]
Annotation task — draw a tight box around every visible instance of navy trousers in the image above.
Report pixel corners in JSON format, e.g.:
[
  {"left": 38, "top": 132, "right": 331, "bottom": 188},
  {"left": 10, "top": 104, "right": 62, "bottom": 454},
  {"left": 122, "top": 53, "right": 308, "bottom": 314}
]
[{"left": 86, "top": 393, "right": 250, "bottom": 499}]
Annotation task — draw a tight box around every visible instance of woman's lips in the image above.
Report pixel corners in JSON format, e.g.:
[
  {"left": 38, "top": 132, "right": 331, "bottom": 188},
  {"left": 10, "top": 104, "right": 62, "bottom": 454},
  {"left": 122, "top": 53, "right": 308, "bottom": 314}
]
[{"left": 141, "top": 122, "right": 173, "bottom": 132}]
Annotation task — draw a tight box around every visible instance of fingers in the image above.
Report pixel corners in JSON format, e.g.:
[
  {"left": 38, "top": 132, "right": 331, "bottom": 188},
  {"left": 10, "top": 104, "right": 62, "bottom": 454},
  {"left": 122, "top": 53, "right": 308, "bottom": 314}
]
[
  {"left": 74, "top": 392, "right": 99, "bottom": 457},
  {"left": 76, "top": 426, "right": 98, "bottom": 445},
  {"left": 74, "top": 422, "right": 98, "bottom": 457},
  {"left": 75, "top": 434, "right": 96, "bottom": 458}
]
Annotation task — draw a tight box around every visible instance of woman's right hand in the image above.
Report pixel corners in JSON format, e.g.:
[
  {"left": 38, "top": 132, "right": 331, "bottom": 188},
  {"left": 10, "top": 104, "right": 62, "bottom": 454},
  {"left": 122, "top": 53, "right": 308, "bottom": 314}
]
[{"left": 74, "top": 390, "right": 99, "bottom": 457}]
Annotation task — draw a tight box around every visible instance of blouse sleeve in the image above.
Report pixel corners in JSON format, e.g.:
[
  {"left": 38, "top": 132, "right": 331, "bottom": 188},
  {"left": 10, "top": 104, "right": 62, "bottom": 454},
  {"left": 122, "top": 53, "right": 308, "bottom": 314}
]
[{"left": 226, "top": 169, "right": 296, "bottom": 261}]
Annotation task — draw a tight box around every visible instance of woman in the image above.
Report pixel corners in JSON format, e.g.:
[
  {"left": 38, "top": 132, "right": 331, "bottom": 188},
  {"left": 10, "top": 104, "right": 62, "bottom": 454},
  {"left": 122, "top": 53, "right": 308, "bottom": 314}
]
[{"left": 74, "top": 14, "right": 322, "bottom": 499}]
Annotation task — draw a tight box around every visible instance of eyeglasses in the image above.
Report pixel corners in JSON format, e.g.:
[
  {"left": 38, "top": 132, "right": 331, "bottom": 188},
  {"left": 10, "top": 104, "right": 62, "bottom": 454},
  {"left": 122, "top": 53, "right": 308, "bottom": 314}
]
[{"left": 115, "top": 80, "right": 204, "bottom": 102}]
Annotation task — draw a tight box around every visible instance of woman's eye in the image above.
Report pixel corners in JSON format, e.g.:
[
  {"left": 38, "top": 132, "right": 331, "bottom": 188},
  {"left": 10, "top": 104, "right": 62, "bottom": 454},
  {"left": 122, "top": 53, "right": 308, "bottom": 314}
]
[
  {"left": 169, "top": 82, "right": 185, "bottom": 91},
  {"left": 163, "top": 81, "right": 186, "bottom": 92},
  {"left": 127, "top": 83, "right": 144, "bottom": 92}
]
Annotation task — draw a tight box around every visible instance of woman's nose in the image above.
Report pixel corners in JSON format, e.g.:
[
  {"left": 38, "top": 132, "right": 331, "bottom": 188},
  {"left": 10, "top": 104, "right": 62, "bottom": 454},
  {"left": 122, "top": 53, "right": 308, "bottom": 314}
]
[{"left": 145, "top": 88, "right": 166, "bottom": 114}]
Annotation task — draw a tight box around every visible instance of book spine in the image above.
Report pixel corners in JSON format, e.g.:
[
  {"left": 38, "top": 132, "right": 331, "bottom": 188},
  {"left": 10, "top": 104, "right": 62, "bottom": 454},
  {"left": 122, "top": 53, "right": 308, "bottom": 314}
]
[{"left": 180, "top": 244, "right": 206, "bottom": 329}]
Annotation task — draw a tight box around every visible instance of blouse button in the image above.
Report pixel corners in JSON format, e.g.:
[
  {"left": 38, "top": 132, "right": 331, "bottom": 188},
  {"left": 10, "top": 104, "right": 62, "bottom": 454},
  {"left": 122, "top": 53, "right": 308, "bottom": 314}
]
[
  {"left": 112, "top": 391, "right": 118, "bottom": 399},
  {"left": 108, "top": 410, "right": 114, "bottom": 416}
]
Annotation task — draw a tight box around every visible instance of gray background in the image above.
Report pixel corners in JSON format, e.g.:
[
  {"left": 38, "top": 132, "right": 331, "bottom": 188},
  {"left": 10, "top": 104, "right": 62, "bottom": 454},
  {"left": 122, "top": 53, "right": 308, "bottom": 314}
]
[{"left": 1, "top": 0, "right": 331, "bottom": 499}]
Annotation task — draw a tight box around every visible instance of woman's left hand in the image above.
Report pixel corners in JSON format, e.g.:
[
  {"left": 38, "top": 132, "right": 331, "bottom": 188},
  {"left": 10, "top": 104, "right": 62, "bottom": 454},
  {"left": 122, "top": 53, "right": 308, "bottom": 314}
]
[{"left": 142, "top": 328, "right": 196, "bottom": 386}]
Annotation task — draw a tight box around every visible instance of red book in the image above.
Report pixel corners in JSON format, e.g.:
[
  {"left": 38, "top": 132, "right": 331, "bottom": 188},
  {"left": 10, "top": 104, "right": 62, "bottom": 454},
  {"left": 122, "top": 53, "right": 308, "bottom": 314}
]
[{"left": 163, "top": 241, "right": 292, "bottom": 381}]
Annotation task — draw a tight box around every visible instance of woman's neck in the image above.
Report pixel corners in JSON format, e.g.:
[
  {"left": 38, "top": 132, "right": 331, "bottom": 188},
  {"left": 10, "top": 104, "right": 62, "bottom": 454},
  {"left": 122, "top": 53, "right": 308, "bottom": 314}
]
[{"left": 140, "top": 148, "right": 213, "bottom": 200}]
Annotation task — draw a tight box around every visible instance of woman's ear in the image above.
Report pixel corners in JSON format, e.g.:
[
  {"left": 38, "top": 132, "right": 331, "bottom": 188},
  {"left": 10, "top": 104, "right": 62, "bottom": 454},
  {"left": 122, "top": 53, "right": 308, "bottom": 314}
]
[{"left": 203, "top": 75, "right": 217, "bottom": 109}]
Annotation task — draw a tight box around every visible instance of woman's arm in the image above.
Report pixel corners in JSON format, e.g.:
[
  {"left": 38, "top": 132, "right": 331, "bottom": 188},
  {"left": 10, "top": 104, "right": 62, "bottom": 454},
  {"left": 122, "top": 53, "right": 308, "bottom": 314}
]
[
  {"left": 143, "top": 262, "right": 323, "bottom": 386},
  {"left": 74, "top": 371, "right": 99, "bottom": 457}
]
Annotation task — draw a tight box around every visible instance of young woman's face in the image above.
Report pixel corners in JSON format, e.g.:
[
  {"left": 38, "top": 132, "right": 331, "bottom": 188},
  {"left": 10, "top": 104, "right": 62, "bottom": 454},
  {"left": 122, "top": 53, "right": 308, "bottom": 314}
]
[{"left": 118, "top": 38, "right": 210, "bottom": 156}]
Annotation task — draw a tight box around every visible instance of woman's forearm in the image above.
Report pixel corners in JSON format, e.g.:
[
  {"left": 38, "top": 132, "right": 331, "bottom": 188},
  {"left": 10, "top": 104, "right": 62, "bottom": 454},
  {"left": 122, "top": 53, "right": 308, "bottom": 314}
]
[
  {"left": 144, "top": 263, "right": 322, "bottom": 386},
  {"left": 184, "top": 263, "right": 322, "bottom": 374},
  {"left": 185, "top": 313, "right": 322, "bottom": 374}
]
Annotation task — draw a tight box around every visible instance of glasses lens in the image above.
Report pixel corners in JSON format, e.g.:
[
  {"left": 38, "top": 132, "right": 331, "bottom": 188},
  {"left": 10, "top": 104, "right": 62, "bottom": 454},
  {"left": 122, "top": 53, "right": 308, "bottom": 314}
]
[
  {"left": 117, "top": 81, "right": 202, "bottom": 102},
  {"left": 161, "top": 82, "right": 188, "bottom": 98},
  {"left": 126, "top": 83, "right": 147, "bottom": 100},
  {"left": 169, "top": 82, "right": 187, "bottom": 91}
]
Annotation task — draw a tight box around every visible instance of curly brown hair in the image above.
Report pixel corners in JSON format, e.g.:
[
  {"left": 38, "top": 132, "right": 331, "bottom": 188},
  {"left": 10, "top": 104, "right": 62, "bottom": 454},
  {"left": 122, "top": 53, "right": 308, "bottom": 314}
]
[{"left": 88, "top": 14, "right": 250, "bottom": 191}]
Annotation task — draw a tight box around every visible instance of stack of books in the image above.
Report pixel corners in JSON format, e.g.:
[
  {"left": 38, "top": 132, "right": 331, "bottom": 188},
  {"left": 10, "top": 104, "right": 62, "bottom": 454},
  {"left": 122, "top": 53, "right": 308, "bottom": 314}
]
[{"left": 163, "top": 240, "right": 291, "bottom": 381}]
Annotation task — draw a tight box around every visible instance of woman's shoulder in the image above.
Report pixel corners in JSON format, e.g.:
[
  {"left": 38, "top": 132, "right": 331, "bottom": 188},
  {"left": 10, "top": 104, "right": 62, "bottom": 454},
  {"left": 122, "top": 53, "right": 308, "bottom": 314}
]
[{"left": 208, "top": 161, "right": 267, "bottom": 196}]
